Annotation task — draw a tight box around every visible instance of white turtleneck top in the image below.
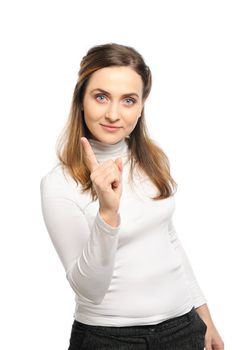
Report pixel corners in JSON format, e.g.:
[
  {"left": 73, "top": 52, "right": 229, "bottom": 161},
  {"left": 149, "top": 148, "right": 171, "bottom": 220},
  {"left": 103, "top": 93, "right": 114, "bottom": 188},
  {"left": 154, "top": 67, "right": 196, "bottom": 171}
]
[{"left": 40, "top": 137, "right": 207, "bottom": 326}]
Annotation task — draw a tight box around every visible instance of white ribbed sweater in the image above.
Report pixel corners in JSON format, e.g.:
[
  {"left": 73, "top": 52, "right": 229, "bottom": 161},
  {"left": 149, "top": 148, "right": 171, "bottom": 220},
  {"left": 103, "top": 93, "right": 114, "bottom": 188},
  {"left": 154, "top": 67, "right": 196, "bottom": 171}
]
[{"left": 40, "top": 137, "right": 206, "bottom": 326}]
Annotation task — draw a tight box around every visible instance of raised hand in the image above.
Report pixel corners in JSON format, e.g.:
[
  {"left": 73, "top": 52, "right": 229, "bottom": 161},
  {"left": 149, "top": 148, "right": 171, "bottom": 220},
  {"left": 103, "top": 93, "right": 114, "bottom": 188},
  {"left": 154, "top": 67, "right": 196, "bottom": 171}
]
[{"left": 80, "top": 137, "right": 123, "bottom": 214}]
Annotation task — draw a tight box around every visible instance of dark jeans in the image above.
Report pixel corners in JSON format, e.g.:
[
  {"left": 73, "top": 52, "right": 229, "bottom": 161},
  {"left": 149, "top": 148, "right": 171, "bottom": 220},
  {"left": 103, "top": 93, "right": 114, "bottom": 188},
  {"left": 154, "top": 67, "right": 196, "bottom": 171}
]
[{"left": 67, "top": 307, "right": 207, "bottom": 349}]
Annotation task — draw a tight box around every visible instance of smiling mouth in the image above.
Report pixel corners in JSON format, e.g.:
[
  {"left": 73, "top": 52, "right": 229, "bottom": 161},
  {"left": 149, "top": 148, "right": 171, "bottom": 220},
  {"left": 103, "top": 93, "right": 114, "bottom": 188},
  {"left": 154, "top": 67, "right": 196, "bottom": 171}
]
[
  {"left": 100, "top": 124, "right": 122, "bottom": 132},
  {"left": 101, "top": 124, "right": 121, "bottom": 128}
]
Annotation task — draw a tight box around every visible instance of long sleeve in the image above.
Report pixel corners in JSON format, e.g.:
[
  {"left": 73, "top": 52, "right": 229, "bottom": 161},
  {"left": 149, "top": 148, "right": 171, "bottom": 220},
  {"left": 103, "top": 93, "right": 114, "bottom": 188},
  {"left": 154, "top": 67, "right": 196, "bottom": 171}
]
[
  {"left": 40, "top": 175, "right": 121, "bottom": 305},
  {"left": 168, "top": 219, "right": 207, "bottom": 308}
]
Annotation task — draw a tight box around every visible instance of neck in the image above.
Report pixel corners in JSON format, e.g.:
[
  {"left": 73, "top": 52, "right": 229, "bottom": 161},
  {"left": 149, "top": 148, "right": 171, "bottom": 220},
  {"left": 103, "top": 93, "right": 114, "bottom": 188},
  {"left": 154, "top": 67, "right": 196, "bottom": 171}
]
[{"left": 88, "top": 137, "right": 129, "bottom": 163}]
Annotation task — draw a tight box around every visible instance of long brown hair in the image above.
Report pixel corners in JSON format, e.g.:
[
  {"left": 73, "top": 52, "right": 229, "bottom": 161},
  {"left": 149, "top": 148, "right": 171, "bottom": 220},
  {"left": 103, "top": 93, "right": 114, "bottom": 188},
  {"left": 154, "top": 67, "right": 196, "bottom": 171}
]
[{"left": 56, "top": 43, "right": 178, "bottom": 200}]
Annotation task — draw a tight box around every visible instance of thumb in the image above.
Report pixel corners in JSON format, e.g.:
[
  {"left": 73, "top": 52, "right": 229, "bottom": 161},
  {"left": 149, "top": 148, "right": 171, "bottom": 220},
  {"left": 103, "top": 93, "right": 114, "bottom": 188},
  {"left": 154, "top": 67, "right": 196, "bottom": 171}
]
[
  {"left": 114, "top": 158, "right": 123, "bottom": 173},
  {"left": 112, "top": 158, "right": 123, "bottom": 189}
]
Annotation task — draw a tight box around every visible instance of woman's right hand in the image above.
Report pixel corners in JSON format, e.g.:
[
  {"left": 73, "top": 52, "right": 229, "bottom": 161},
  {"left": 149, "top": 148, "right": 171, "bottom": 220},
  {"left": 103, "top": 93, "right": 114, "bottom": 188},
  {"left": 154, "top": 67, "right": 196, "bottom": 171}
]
[{"left": 80, "top": 137, "right": 123, "bottom": 214}]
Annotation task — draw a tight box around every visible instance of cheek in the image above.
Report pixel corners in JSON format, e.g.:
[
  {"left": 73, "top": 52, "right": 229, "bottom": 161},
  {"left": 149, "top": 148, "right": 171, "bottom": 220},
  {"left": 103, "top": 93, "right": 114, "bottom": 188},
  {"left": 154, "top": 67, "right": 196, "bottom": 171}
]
[
  {"left": 83, "top": 99, "right": 106, "bottom": 115},
  {"left": 124, "top": 110, "right": 141, "bottom": 125},
  {"left": 84, "top": 101, "right": 102, "bottom": 120}
]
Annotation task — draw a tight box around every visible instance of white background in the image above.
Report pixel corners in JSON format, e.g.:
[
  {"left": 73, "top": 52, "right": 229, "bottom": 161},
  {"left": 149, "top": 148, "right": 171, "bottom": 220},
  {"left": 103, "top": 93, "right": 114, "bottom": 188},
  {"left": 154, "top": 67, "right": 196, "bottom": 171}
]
[{"left": 0, "top": 0, "right": 231, "bottom": 348}]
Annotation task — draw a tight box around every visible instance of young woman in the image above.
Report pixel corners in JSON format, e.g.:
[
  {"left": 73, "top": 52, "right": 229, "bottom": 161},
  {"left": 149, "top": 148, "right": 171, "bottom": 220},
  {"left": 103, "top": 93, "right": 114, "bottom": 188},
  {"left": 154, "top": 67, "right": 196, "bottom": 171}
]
[{"left": 40, "top": 43, "right": 224, "bottom": 349}]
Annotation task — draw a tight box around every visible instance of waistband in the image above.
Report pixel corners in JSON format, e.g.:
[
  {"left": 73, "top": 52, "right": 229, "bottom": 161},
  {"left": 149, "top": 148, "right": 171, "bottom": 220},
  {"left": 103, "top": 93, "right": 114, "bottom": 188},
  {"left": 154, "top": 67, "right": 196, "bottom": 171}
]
[{"left": 73, "top": 307, "right": 196, "bottom": 336}]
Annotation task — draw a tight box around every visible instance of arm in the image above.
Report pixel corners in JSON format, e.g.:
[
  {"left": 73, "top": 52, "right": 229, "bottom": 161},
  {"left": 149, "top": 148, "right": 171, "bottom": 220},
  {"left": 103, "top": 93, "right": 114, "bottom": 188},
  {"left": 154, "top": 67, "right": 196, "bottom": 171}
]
[
  {"left": 40, "top": 175, "right": 121, "bottom": 305},
  {"left": 168, "top": 219, "right": 225, "bottom": 348},
  {"left": 168, "top": 220, "right": 225, "bottom": 348},
  {"left": 168, "top": 218, "right": 207, "bottom": 308}
]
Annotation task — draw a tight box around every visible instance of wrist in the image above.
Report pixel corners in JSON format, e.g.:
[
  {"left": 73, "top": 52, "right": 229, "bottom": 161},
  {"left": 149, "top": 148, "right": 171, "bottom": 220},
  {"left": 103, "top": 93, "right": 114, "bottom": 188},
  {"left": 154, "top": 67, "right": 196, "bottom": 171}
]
[
  {"left": 195, "top": 304, "right": 214, "bottom": 325},
  {"left": 99, "top": 209, "right": 120, "bottom": 227}
]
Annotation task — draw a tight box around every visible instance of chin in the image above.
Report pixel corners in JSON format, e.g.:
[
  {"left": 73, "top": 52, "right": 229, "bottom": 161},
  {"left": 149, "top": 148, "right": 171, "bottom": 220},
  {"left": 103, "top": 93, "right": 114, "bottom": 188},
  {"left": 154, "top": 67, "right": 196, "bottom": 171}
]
[{"left": 100, "top": 136, "right": 124, "bottom": 144}]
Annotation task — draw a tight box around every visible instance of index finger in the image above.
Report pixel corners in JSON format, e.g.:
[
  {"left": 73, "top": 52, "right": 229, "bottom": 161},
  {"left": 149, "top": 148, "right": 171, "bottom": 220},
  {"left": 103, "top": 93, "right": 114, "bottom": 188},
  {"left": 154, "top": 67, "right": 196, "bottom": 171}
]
[{"left": 80, "top": 137, "right": 99, "bottom": 172}]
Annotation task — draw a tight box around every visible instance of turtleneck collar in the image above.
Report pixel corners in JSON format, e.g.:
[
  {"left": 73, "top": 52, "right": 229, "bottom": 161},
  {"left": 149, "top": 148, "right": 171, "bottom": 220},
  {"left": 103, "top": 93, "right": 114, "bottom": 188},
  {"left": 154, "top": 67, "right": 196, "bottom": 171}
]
[{"left": 88, "top": 137, "right": 130, "bottom": 163}]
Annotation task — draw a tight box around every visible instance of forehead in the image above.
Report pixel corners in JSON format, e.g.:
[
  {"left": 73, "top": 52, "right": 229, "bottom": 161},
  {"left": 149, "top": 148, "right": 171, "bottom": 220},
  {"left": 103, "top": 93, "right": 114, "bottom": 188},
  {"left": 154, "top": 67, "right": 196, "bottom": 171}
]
[{"left": 86, "top": 66, "right": 143, "bottom": 95}]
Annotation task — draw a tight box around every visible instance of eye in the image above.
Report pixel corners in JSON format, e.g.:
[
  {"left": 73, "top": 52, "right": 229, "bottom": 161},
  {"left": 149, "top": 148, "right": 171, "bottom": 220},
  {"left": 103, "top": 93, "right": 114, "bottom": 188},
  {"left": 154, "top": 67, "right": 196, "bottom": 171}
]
[
  {"left": 124, "top": 98, "right": 136, "bottom": 105},
  {"left": 95, "top": 94, "right": 106, "bottom": 102}
]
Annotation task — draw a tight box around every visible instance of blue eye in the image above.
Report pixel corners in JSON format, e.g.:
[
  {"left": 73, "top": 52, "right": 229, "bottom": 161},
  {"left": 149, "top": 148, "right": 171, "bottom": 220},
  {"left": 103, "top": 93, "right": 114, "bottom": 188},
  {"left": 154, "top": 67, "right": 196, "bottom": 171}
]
[
  {"left": 96, "top": 94, "right": 106, "bottom": 102},
  {"left": 125, "top": 98, "right": 136, "bottom": 105}
]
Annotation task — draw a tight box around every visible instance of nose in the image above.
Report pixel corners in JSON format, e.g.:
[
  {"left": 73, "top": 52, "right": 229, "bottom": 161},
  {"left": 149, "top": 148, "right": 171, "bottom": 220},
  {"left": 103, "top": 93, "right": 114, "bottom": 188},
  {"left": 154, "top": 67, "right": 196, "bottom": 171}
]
[{"left": 105, "top": 101, "right": 121, "bottom": 121}]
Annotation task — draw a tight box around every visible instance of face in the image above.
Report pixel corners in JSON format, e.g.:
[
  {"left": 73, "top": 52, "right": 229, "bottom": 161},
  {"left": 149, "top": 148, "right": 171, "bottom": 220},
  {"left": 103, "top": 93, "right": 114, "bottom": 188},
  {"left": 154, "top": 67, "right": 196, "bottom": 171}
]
[{"left": 82, "top": 66, "right": 145, "bottom": 144}]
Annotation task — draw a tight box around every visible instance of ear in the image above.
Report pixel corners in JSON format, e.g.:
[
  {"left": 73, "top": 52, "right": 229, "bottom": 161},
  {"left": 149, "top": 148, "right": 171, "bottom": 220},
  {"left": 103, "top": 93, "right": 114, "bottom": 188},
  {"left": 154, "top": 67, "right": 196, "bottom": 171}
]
[
  {"left": 141, "top": 99, "right": 146, "bottom": 113},
  {"left": 139, "top": 104, "right": 145, "bottom": 118}
]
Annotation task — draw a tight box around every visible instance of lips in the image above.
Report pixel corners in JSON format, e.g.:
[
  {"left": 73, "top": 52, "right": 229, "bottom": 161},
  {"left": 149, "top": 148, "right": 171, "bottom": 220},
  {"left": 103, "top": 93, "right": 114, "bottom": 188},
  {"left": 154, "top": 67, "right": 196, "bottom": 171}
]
[{"left": 101, "top": 124, "right": 121, "bottom": 128}]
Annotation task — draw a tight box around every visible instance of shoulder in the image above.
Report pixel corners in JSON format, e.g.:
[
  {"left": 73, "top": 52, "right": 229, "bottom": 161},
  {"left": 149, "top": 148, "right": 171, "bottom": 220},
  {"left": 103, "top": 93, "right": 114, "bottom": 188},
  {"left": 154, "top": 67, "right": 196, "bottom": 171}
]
[
  {"left": 40, "top": 163, "right": 90, "bottom": 207},
  {"left": 40, "top": 163, "right": 74, "bottom": 191}
]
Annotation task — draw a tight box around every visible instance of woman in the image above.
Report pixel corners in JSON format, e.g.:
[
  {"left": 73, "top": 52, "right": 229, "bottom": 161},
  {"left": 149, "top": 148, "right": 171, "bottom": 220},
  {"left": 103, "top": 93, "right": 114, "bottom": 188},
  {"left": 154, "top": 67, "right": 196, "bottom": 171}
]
[{"left": 40, "top": 43, "right": 224, "bottom": 349}]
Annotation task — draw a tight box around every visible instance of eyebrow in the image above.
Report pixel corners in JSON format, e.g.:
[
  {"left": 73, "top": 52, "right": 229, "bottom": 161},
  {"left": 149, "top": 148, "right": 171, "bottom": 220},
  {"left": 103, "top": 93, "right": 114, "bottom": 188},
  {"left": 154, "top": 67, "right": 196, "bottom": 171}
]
[{"left": 90, "top": 88, "right": 139, "bottom": 98}]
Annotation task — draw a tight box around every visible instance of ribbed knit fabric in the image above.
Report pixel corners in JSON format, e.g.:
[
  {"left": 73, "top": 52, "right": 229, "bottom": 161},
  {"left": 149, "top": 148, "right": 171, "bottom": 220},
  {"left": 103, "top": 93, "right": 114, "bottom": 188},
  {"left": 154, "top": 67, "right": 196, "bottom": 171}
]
[{"left": 40, "top": 137, "right": 207, "bottom": 326}]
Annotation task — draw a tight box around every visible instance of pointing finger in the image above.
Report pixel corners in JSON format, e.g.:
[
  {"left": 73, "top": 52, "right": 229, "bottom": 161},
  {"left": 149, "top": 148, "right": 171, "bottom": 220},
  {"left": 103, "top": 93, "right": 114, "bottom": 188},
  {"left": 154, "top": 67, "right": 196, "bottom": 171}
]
[{"left": 80, "top": 137, "right": 99, "bottom": 172}]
